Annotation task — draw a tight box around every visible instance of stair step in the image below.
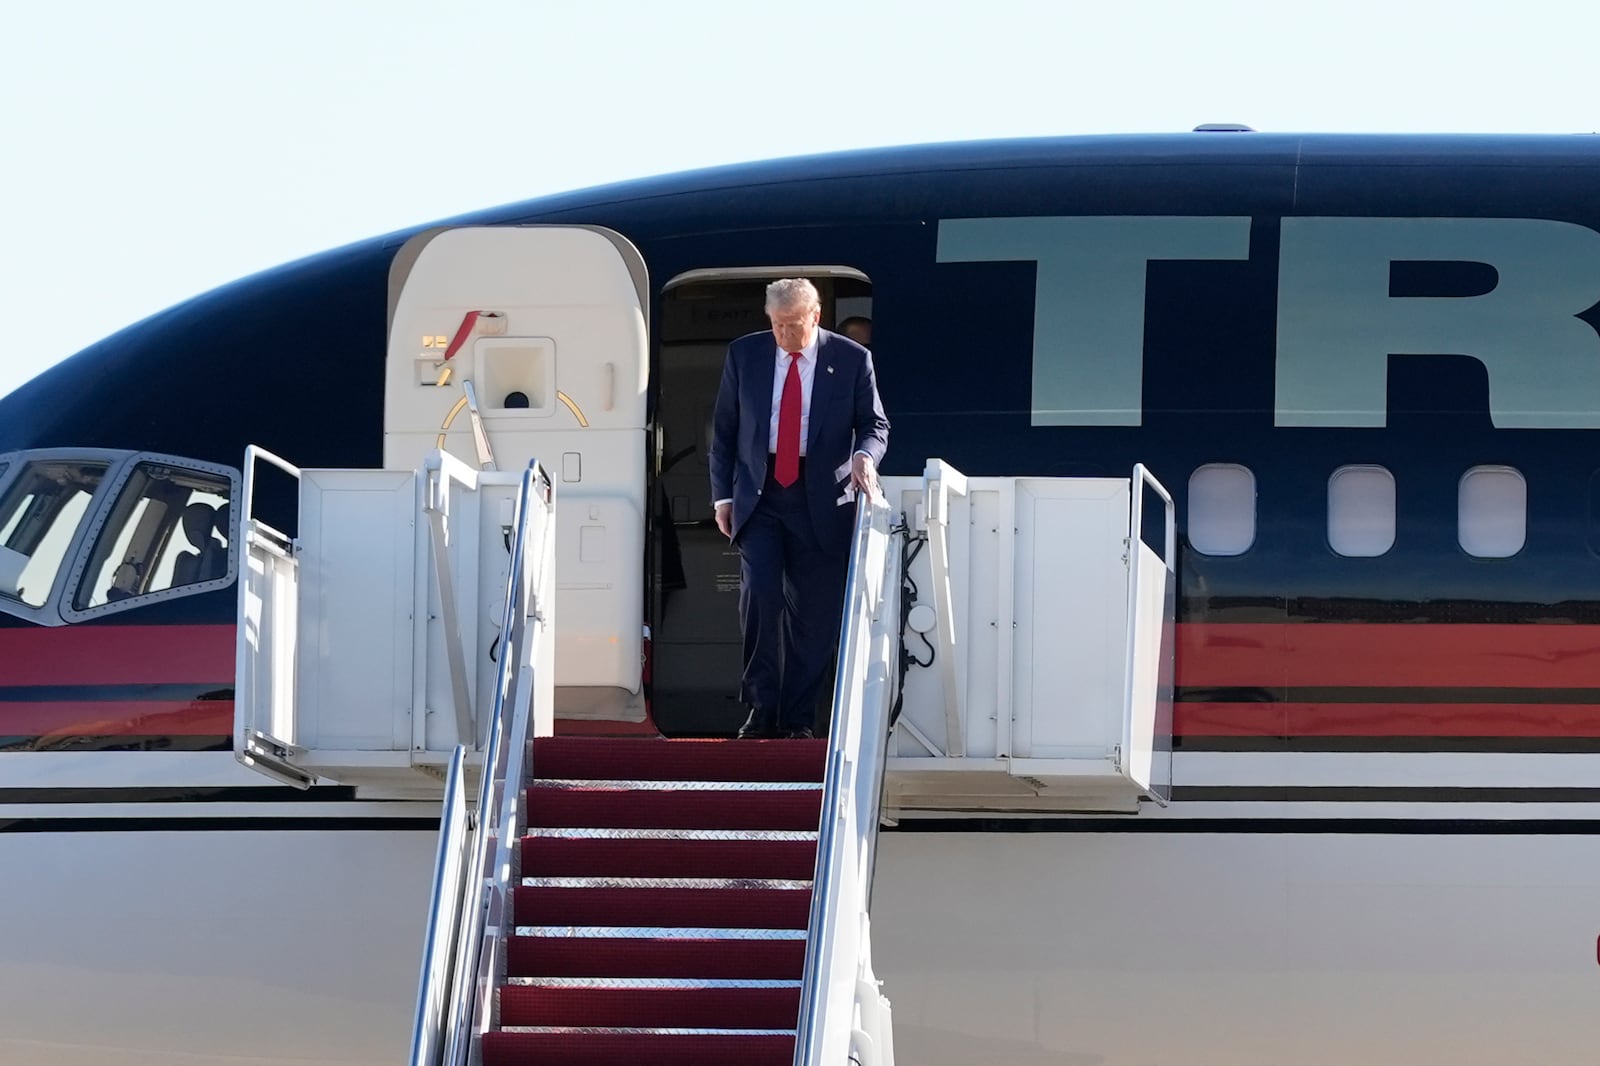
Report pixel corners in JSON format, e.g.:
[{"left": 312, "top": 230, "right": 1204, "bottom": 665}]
[
  {"left": 523, "top": 836, "right": 819, "bottom": 879},
  {"left": 524, "top": 877, "right": 810, "bottom": 891},
  {"left": 516, "top": 885, "right": 812, "bottom": 930},
  {"left": 516, "top": 926, "right": 806, "bottom": 940},
  {"left": 508, "top": 935, "right": 807, "bottom": 979},
  {"left": 499, "top": 985, "right": 800, "bottom": 1028},
  {"left": 532, "top": 736, "right": 826, "bottom": 783},
  {"left": 481, "top": 1030, "right": 794, "bottom": 1066},
  {"left": 528, "top": 787, "right": 821, "bottom": 831}
]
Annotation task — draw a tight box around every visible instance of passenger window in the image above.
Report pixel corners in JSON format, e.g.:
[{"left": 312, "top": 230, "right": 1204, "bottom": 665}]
[
  {"left": 0, "top": 461, "right": 110, "bottom": 607},
  {"left": 74, "top": 462, "right": 234, "bottom": 610},
  {"left": 1459, "top": 466, "right": 1526, "bottom": 558},
  {"left": 1187, "top": 464, "right": 1255, "bottom": 556},
  {"left": 1328, "top": 465, "right": 1395, "bottom": 557}
]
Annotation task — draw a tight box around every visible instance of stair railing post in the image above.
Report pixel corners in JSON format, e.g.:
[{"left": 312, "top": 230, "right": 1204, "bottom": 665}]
[{"left": 922, "top": 459, "right": 967, "bottom": 758}]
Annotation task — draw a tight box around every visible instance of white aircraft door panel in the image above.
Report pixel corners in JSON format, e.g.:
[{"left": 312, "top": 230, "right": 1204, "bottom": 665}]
[{"left": 385, "top": 227, "right": 648, "bottom": 709}]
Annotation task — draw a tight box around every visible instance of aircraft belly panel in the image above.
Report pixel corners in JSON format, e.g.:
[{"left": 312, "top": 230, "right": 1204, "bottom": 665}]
[
  {"left": 872, "top": 829, "right": 1600, "bottom": 1065},
  {"left": 0, "top": 823, "right": 435, "bottom": 1066}
]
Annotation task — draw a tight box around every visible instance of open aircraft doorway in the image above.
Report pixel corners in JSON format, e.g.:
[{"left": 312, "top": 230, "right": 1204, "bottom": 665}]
[{"left": 650, "top": 267, "right": 873, "bottom": 736}]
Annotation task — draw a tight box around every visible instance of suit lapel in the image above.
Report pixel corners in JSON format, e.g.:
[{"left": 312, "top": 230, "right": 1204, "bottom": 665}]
[
  {"left": 808, "top": 333, "right": 834, "bottom": 457},
  {"left": 746, "top": 340, "right": 773, "bottom": 456}
]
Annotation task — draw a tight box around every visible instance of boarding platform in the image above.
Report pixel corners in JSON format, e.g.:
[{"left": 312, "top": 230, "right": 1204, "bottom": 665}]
[
  {"left": 232, "top": 450, "right": 1175, "bottom": 814},
  {"left": 878, "top": 461, "right": 1176, "bottom": 815}
]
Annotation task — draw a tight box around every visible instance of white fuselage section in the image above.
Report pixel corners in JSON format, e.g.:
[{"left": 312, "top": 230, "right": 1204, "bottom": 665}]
[
  {"left": 0, "top": 752, "right": 438, "bottom": 1066},
  {"left": 3, "top": 762, "right": 1598, "bottom": 1065},
  {"left": 873, "top": 826, "right": 1600, "bottom": 1065}
]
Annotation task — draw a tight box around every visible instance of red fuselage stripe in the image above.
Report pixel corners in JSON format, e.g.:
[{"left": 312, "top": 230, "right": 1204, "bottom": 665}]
[
  {"left": 1175, "top": 702, "right": 1600, "bottom": 737},
  {"left": 0, "top": 700, "right": 232, "bottom": 737},
  {"left": 1177, "top": 623, "right": 1600, "bottom": 689},
  {"left": 4, "top": 621, "right": 1600, "bottom": 739},
  {"left": 0, "top": 625, "right": 236, "bottom": 686}
]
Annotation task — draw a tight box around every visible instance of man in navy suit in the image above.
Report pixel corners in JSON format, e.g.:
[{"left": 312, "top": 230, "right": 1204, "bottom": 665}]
[{"left": 710, "top": 279, "right": 890, "bottom": 739}]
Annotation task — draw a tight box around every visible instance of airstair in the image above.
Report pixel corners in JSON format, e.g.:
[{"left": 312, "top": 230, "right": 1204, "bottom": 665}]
[
  {"left": 416, "top": 481, "right": 903, "bottom": 1066},
  {"left": 230, "top": 223, "right": 1175, "bottom": 1064}
]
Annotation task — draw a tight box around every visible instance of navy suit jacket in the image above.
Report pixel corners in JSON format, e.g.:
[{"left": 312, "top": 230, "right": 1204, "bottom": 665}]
[{"left": 710, "top": 328, "right": 890, "bottom": 551}]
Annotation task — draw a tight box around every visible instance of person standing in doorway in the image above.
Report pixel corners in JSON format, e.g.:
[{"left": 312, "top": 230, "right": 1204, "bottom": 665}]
[
  {"left": 837, "top": 315, "right": 872, "bottom": 347},
  {"left": 709, "top": 279, "right": 889, "bottom": 738}
]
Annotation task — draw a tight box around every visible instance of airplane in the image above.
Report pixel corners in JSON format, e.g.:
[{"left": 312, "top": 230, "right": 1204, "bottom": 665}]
[{"left": 4, "top": 129, "right": 1600, "bottom": 1065}]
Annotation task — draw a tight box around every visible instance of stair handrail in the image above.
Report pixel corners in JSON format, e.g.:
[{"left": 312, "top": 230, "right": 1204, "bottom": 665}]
[
  {"left": 410, "top": 459, "right": 555, "bottom": 1066},
  {"left": 408, "top": 744, "right": 471, "bottom": 1066},
  {"left": 795, "top": 491, "right": 903, "bottom": 1066}
]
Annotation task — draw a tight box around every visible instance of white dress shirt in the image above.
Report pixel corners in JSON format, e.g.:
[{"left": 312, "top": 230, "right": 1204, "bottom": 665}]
[{"left": 768, "top": 337, "right": 817, "bottom": 455}]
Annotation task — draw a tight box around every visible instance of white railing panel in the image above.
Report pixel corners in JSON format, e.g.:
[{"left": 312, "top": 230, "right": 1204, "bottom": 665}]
[
  {"left": 234, "top": 446, "right": 311, "bottom": 789},
  {"left": 1123, "top": 542, "right": 1175, "bottom": 802},
  {"left": 1013, "top": 477, "right": 1131, "bottom": 760},
  {"left": 296, "top": 469, "right": 417, "bottom": 752},
  {"left": 1122, "top": 464, "right": 1176, "bottom": 804}
]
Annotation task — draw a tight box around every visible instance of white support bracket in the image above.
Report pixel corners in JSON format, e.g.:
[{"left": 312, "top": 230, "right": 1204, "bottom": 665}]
[
  {"left": 922, "top": 458, "right": 968, "bottom": 758},
  {"left": 423, "top": 457, "right": 478, "bottom": 751}
]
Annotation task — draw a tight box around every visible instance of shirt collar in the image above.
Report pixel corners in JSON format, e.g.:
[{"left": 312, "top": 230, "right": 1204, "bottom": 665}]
[{"left": 776, "top": 334, "right": 819, "bottom": 363}]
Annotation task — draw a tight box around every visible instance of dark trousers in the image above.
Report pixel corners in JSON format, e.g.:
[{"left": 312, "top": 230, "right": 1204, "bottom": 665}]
[{"left": 736, "top": 468, "right": 848, "bottom": 732}]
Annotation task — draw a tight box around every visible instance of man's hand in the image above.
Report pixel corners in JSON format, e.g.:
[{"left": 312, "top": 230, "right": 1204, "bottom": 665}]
[
  {"left": 851, "top": 453, "right": 880, "bottom": 499},
  {"left": 715, "top": 502, "right": 733, "bottom": 540}
]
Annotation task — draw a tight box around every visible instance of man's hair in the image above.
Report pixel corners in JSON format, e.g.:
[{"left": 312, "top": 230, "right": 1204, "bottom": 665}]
[{"left": 764, "top": 278, "right": 820, "bottom": 314}]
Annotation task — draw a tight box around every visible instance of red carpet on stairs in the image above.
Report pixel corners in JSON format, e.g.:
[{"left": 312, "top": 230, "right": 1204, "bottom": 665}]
[
  {"left": 505, "top": 935, "right": 807, "bottom": 980},
  {"left": 522, "top": 835, "right": 819, "bottom": 879},
  {"left": 486, "top": 1030, "right": 796, "bottom": 1066},
  {"left": 527, "top": 786, "right": 821, "bottom": 831},
  {"left": 481, "top": 736, "right": 827, "bottom": 1066}
]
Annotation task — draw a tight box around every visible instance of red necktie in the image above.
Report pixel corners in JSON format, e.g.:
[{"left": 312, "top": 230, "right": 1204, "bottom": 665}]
[{"left": 774, "top": 351, "right": 802, "bottom": 487}]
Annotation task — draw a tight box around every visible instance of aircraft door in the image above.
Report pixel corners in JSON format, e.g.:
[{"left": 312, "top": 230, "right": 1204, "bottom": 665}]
[
  {"left": 652, "top": 270, "right": 873, "bottom": 735},
  {"left": 385, "top": 227, "right": 648, "bottom": 720}
]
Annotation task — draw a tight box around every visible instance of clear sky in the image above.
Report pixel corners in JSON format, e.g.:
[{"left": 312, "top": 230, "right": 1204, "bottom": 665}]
[{"left": 3, "top": 0, "right": 1597, "bottom": 401}]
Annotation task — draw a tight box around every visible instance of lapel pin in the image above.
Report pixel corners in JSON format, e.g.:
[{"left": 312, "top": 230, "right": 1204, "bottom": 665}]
[{"left": 826, "top": 365, "right": 835, "bottom": 374}]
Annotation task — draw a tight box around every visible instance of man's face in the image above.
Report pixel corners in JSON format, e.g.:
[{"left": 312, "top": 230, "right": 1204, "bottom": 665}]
[{"left": 768, "top": 302, "right": 820, "bottom": 353}]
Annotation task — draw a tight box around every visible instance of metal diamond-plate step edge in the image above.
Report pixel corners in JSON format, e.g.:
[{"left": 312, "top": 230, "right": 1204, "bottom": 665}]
[
  {"left": 506, "top": 977, "right": 801, "bottom": 989},
  {"left": 533, "top": 779, "right": 823, "bottom": 792},
  {"left": 523, "top": 827, "right": 817, "bottom": 841},
  {"left": 516, "top": 926, "right": 808, "bottom": 940},
  {"left": 521, "top": 877, "right": 812, "bottom": 891},
  {"left": 497, "top": 1026, "right": 795, "bottom": 1036}
]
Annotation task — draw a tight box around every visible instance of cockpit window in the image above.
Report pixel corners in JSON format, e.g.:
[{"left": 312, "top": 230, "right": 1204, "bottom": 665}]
[
  {"left": 0, "top": 461, "right": 110, "bottom": 607},
  {"left": 0, "top": 450, "right": 241, "bottom": 626},
  {"left": 73, "top": 462, "right": 233, "bottom": 610}
]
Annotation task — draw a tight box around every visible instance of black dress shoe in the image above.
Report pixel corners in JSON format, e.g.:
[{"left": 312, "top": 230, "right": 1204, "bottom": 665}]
[
  {"left": 782, "top": 727, "right": 814, "bottom": 740},
  {"left": 736, "top": 708, "right": 776, "bottom": 739}
]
